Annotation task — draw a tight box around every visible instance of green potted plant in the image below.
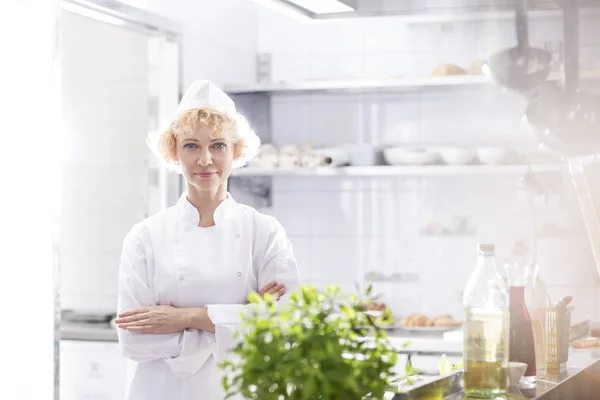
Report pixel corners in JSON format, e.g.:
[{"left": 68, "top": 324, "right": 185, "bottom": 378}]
[{"left": 220, "top": 285, "right": 399, "bottom": 400}]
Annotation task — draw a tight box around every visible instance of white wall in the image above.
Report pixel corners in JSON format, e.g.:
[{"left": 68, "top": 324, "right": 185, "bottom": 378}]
[
  {"left": 60, "top": 10, "right": 150, "bottom": 312},
  {"left": 247, "top": 7, "right": 600, "bottom": 323},
  {"left": 146, "top": 0, "right": 260, "bottom": 89}
]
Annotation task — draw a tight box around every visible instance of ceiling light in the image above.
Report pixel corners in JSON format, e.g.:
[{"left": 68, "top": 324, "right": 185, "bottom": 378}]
[
  {"left": 250, "top": 0, "right": 313, "bottom": 22},
  {"left": 286, "top": 0, "right": 354, "bottom": 14},
  {"left": 61, "top": 1, "right": 126, "bottom": 26}
]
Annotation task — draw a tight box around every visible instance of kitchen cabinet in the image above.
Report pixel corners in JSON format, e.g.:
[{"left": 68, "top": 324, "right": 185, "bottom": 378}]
[{"left": 60, "top": 340, "right": 128, "bottom": 400}]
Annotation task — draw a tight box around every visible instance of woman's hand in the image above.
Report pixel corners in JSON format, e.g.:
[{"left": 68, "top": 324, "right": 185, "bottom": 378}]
[
  {"left": 256, "top": 281, "right": 286, "bottom": 300},
  {"left": 115, "top": 305, "right": 191, "bottom": 334}
]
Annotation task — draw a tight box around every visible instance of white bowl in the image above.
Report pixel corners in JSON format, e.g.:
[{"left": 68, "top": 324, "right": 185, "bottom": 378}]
[
  {"left": 439, "top": 147, "right": 476, "bottom": 165},
  {"left": 383, "top": 147, "right": 439, "bottom": 166},
  {"left": 508, "top": 362, "right": 528, "bottom": 386},
  {"left": 476, "top": 147, "right": 510, "bottom": 165}
]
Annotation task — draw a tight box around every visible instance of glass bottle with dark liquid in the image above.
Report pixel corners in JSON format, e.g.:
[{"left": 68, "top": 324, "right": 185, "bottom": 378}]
[{"left": 506, "top": 263, "right": 537, "bottom": 384}]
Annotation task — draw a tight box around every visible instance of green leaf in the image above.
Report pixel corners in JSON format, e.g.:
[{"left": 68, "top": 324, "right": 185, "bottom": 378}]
[
  {"left": 219, "top": 284, "right": 402, "bottom": 400},
  {"left": 438, "top": 354, "right": 453, "bottom": 375},
  {"left": 247, "top": 291, "right": 262, "bottom": 304}
]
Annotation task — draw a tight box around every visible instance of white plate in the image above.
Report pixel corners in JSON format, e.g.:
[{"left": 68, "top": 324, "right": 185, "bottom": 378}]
[{"left": 399, "top": 325, "right": 459, "bottom": 333}]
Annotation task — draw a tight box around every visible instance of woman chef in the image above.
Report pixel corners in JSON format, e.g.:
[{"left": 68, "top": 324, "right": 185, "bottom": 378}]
[{"left": 114, "top": 80, "right": 301, "bottom": 400}]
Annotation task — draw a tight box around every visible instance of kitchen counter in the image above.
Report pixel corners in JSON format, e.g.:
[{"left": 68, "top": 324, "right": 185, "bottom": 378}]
[
  {"left": 387, "top": 350, "right": 600, "bottom": 399},
  {"left": 60, "top": 320, "right": 118, "bottom": 342}
]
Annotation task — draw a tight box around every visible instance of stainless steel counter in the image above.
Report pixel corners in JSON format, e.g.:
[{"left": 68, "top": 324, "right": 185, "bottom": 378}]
[
  {"left": 389, "top": 351, "right": 600, "bottom": 399},
  {"left": 60, "top": 321, "right": 118, "bottom": 342}
]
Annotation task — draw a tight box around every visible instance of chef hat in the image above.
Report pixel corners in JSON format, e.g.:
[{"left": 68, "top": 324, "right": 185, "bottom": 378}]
[
  {"left": 149, "top": 80, "right": 260, "bottom": 170},
  {"left": 176, "top": 80, "right": 237, "bottom": 118}
]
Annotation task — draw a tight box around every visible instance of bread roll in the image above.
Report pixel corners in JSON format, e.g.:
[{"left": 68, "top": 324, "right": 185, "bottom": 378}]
[
  {"left": 432, "top": 64, "right": 468, "bottom": 76},
  {"left": 573, "top": 337, "right": 600, "bottom": 348},
  {"left": 468, "top": 59, "right": 487, "bottom": 75},
  {"left": 434, "top": 317, "right": 456, "bottom": 327}
]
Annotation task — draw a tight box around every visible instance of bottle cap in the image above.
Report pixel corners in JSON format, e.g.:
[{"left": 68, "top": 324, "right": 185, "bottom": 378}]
[{"left": 478, "top": 243, "right": 495, "bottom": 254}]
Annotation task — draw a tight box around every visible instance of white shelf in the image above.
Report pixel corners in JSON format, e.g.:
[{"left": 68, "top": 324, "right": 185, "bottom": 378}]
[
  {"left": 225, "top": 75, "right": 490, "bottom": 94},
  {"left": 225, "top": 71, "right": 600, "bottom": 95},
  {"left": 232, "top": 164, "right": 566, "bottom": 177}
]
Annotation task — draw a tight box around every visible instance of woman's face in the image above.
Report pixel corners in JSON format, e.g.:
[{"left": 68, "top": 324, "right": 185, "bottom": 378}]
[{"left": 175, "top": 124, "right": 236, "bottom": 192}]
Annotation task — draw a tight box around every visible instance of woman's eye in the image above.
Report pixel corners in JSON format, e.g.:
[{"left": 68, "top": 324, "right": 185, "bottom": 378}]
[
  {"left": 212, "top": 142, "right": 226, "bottom": 150},
  {"left": 183, "top": 143, "right": 197, "bottom": 149}
]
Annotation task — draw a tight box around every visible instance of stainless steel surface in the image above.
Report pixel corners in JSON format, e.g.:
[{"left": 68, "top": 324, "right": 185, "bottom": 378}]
[
  {"left": 392, "top": 370, "right": 464, "bottom": 400},
  {"left": 487, "top": 0, "right": 552, "bottom": 93},
  {"left": 387, "top": 352, "right": 600, "bottom": 399},
  {"left": 61, "top": 321, "right": 119, "bottom": 342}
]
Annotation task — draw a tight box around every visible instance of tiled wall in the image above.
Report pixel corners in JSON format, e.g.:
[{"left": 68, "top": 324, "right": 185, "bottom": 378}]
[
  {"left": 60, "top": 10, "right": 150, "bottom": 312},
  {"left": 235, "top": 8, "right": 600, "bottom": 323}
]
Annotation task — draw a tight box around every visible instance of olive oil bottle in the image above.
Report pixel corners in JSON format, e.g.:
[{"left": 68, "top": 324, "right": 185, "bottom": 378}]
[{"left": 463, "top": 244, "right": 509, "bottom": 398}]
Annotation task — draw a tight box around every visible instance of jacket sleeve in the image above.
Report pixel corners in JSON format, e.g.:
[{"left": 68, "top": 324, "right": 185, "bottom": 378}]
[
  {"left": 206, "top": 217, "right": 301, "bottom": 359},
  {"left": 117, "top": 225, "right": 215, "bottom": 379}
]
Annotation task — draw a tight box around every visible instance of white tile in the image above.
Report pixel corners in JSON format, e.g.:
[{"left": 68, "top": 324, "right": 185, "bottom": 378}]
[
  {"left": 307, "top": 96, "right": 363, "bottom": 146},
  {"left": 368, "top": 282, "right": 420, "bottom": 318},
  {"left": 307, "top": 55, "right": 364, "bottom": 80},
  {"left": 289, "top": 237, "right": 311, "bottom": 282},
  {"left": 306, "top": 20, "right": 365, "bottom": 56},
  {"left": 266, "top": 192, "right": 311, "bottom": 236},
  {"left": 473, "top": 19, "right": 516, "bottom": 54},
  {"left": 270, "top": 56, "right": 310, "bottom": 82},
  {"left": 530, "top": 18, "right": 563, "bottom": 48},
  {"left": 417, "top": 282, "right": 464, "bottom": 321},
  {"left": 580, "top": 46, "right": 600, "bottom": 70},
  {"left": 309, "top": 192, "right": 359, "bottom": 236},
  {"left": 62, "top": 163, "right": 148, "bottom": 214},
  {"left": 272, "top": 176, "right": 363, "bottom": 193},
  {"left": 363, "top": 18, "right": 421, "bottom": 53},
  {"left": 536, "top": 238, "right": 599, "bottom": 287},
  {"left": 546, "top": 285, "right": 596, "bottom": 324},
  {"left": 309, "top": 237, "right": 360, "bottom": 282},
  {"left": 60, "top": 251, "right": 120, "bottom": 310},
  {"left": 581, "top": 16, "right": 600, "bottom": 46},
  {"left": 271, "top": 96, "right": 311, "bottom": 144}
]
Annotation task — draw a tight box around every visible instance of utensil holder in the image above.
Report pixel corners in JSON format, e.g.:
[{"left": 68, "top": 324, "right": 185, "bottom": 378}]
[{"left": 546, "top": 306, "right": 571, "bottom": 371}]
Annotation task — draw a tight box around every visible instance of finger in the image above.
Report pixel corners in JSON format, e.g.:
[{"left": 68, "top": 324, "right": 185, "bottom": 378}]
[
  {"left": 114, "top": 313, "right": 149, "bottom": 324},
  {"left": 125, "top": 325, "right": 154, "bottom": 333},
  {"left": 258, "top": 281, "right": 277, "bottom": 294},
  {"left": 118, "top": 307, "right": 149, "bottom": 318},
  {"left": 268, "top": 283, "right": 285, "bottom": 294},
  {"left": 118, "top": 318, "right": 151, "bottom": 329}
]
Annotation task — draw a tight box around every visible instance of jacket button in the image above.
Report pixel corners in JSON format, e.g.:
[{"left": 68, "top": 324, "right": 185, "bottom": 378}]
[
  {"left": 174, "top": 239, "right": 179, "bottom": 244},
  {"left": 237, "top": 272, "right": 242, "bottom": 277},
  {"left": 179, "top": 276, "right": 184, "bottom": 281},
  {"left": 236, "top": 234, "right": 240, "bottom": 238}
]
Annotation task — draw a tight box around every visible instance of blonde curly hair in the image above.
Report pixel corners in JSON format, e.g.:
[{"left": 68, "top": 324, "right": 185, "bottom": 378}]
[{"left": 148, "top": 108, "right": 260, "bottom": 171}]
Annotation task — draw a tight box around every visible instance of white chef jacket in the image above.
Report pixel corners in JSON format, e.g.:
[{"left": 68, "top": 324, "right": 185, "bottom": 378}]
[{"left": 116, "top": 192, "right": 301, "bottom": 400}]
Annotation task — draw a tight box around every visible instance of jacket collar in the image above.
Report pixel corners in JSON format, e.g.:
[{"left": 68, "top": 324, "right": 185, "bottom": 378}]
[{"left": 177, "top": 192, "right": 235, "bottom": 227}]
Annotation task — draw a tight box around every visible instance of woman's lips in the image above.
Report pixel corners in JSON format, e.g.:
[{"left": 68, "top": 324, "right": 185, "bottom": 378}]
[{"left": 196, "top": 172, "right": 216, "bottom": 178}]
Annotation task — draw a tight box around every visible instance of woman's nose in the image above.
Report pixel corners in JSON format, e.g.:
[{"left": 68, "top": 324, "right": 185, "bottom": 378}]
[{"left": 196, "top": 149, "right": 212, "bottom": 166}]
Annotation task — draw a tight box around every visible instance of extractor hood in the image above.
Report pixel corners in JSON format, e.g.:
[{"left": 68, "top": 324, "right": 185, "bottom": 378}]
[{"left": 256, "top": 0, "right": 600, "bottom": 21}]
